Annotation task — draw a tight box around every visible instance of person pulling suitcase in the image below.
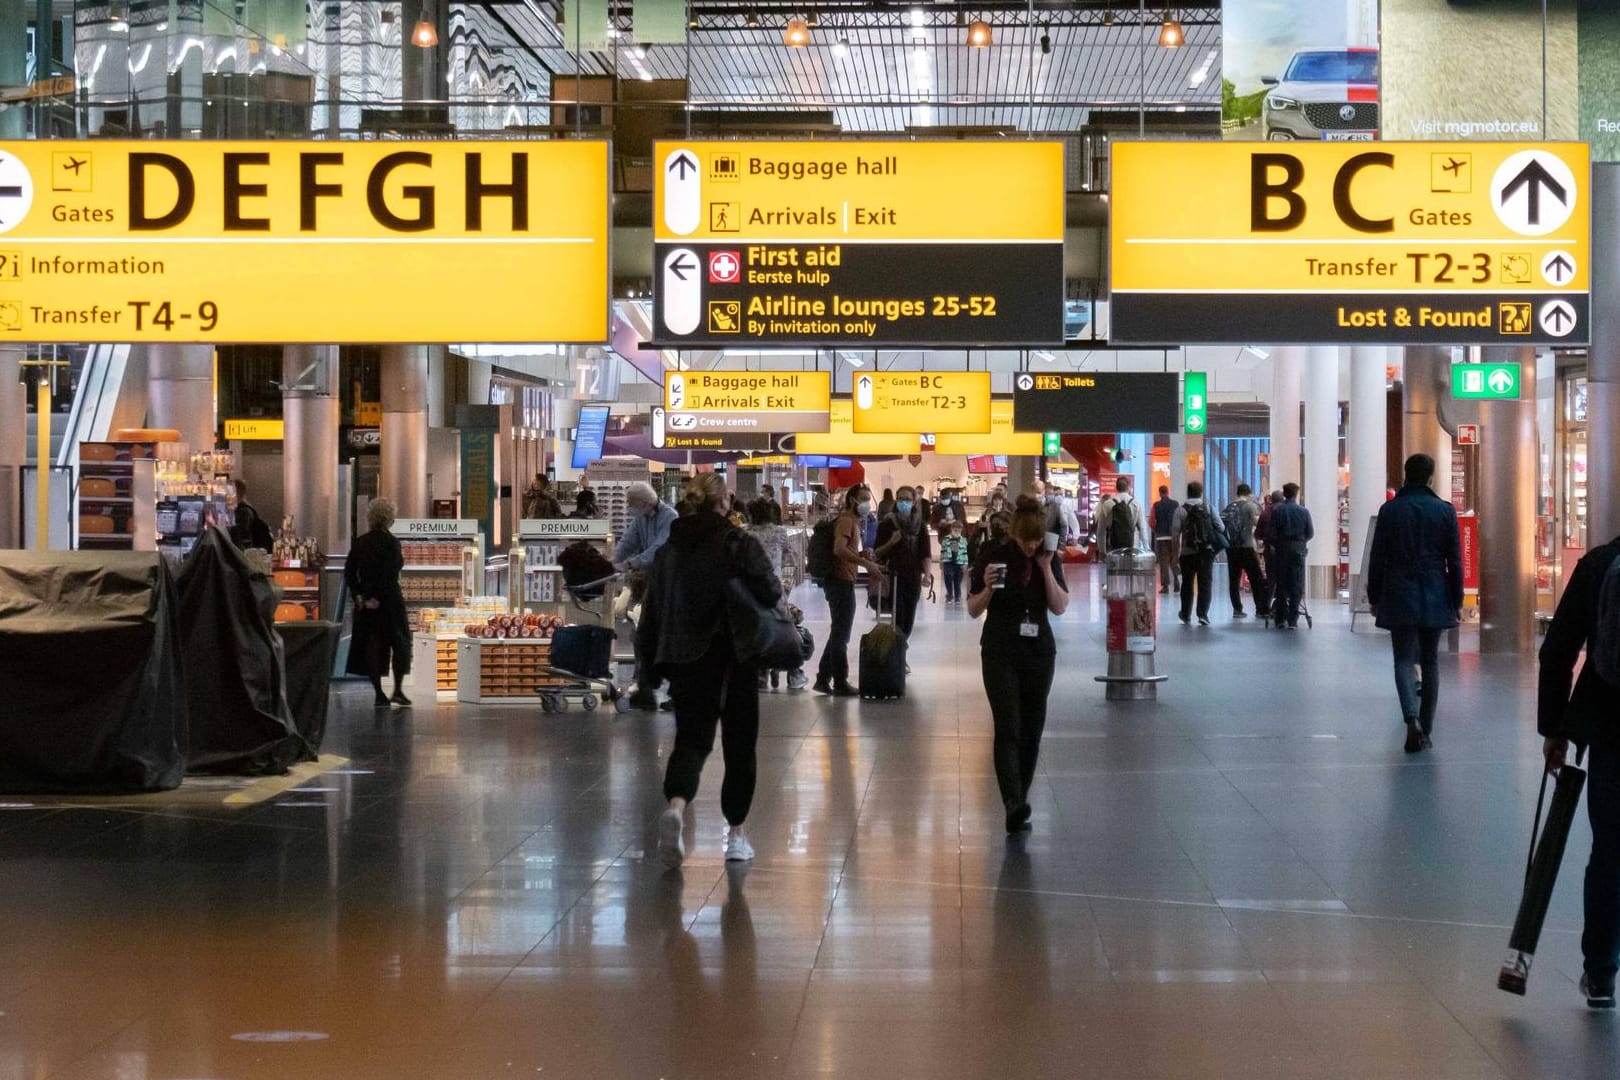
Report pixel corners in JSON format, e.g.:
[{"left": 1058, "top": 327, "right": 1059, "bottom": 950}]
[{"left": 967, "top": 495, "right": 1069, "bottom": 836}]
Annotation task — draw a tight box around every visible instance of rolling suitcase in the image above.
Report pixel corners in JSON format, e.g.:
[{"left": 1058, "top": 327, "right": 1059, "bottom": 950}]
[
  {"left": 859, "top": 573, "right": 906, "bottom": 700},
  {"left": 1498, "top": 762, "right": 1588, "bottom": 995}
]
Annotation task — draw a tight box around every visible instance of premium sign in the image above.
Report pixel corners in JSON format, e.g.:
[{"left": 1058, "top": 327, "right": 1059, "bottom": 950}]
[
  {"left": 1012, "top": 372, "right": 1183, "bottom": 434},
  {"left": 933, "top": 400, "right": 1043, "bottom": 456},
  {"left": 651, "top": 141, "right": 1064, "bottom": 347},
  {"left": 0, "top": 141, "right": 610, "bottom": 343},
  {"left": 794, "top": 400, "right": 921, "bottom": 457},
  {"left": 852, "top": 371, "right": 991, "bottom": 434},
  {"left": 663, "top": 370, "right": 831, "bottom": 432},
  {"left": 1111, "top": 141, "right": 1591, "bottom": 345}
]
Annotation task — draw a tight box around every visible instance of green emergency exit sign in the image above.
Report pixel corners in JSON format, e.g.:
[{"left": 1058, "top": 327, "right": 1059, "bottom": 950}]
[
  {"left": 1184, "top": 371, "right": 1208, "bottom": 434},
  {"left": 1451, "top": 363, "right": 1520, "bottom": 399},
  {"left": 1042, "top": 431, "right": 1061, "bottom": 456}
]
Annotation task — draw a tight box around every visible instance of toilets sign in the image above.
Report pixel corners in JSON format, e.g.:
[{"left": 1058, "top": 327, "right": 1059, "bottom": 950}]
[
  {"left": 1110, "top": 141, "right": 1590, "bottom": 345},
  {"left": 0, "top": 140, "right": 610, "bottom": 343}
]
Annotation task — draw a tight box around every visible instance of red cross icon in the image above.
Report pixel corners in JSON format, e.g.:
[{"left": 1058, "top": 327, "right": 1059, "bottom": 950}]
[{"left": 708, "top": 250, "right": 741, "bottom": 284}]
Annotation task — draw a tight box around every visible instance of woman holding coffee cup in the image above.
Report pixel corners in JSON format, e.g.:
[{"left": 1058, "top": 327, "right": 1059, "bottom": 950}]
[{"left": 967, "top": 494, "right": 1069, "bottom": 835}]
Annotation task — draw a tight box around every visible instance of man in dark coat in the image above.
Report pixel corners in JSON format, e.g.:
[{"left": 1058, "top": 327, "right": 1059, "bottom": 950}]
[
  {"left": 345, "top": 496, "right": 412, "bottom": 709},
  {"left": 1367, "top": 454, "right": 1463, "bottom": 753},
  {"left": 1539, "top": 534, "right": 1620, "bottom": 1009},
  {"left": 1268, "top": 483, "right": 1314, "bottom": 629}
]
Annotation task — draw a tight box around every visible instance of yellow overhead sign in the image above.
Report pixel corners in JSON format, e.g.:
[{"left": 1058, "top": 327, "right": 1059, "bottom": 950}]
[
  {"left": 663, "top": 370, "right": 830, "bottom": 412},
  {"left": 224, "top": 418, "right": 285, "bottom": 441},
  {"left": 0, "top": 140, "right": 610, "bottom": 344},
  {"left": 795, "top": 400, "right": 920, "bottom": 457},
  {"left": 1111, "top": 141, "right": 1591, "bottom": 345},
  {"left": 934, "top": 400, "right": 1042, "bottom": 456},
  {"left": 653, "top": 141, "right": 1063, "bottom": 243},
  {"left": 852, "top": 371, "right": 991, "bottom": 434}
]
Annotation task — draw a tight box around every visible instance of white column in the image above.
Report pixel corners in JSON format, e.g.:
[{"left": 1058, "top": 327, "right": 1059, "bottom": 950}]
[
  {"left": 1269, "top": 347, "right": 1303, "bottom": 494},
  {"left": 147, "top": 344, "right": 216, "bottom": 453},
  {"left": 380, "top": 344, "right": 432, "bottom": 518},
  {"left": 0, "top": 344, "right": 24, "bottom": 547},
  {"left": 283, "top": 345, "right": 341, "bottom": 553},
  {"left": 1303, "top": 345, "right": 1341, "bottom": 597},
  {"left": 1168, "top": 432, "right": 1188, "bottom": 502},
  {"left": 1348, "top": 346, "right": 1388, "bottom": 604}
]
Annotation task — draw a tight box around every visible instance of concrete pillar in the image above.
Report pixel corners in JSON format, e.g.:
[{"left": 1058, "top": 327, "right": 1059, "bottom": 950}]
[
  {"left": 0, "top": 0, "right": 25, "bottom": 140},
  {"left": 283, "top": 344, "right": 341, "bottom": 553},
  {"left": 1348, "top": 346, "right": 1389, "bottom": 603},
  {"left": 1168, "top": 432, "right": 1188, "bottom": 505},
  {"left": 0, "top": 344, "right": 24, "bottom": 547},
  {"left": 1589, "top": 164, "right": 1620, "bottom": 546},
  {"left": 379, "top": 344, "right": 432, "bottom": 518},
  {"left": 1006, "top": 456, "right": 1038, "bottom": 502},
  {"left": 1303, "top": 345, "right": 1340, "bottom": 597},
  {"left": 1269, "top": 347, "right": 1303, "bottom": 493},
  {"left": 1477, "top": 345, "right": 1538, "bottom": 654},
  {"left": 146, "top": 344, "right": 215, "bottom": 452},
  {"left": 1403, "top": 346, "right": 1455, "bottom": 492}
]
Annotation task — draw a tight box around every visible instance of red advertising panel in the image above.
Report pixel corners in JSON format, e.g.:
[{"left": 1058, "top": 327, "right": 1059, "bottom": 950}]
[{"left": 1459, "top": 514, "right": 1481, "bottom": 594}]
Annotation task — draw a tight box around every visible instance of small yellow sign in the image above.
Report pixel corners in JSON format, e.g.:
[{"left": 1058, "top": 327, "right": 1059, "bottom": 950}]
[
  {"left": 934, "top": 400, "right": 1042, "bottom": 455},
  {"left": 664, "top": 370, "right": 831, "bottom": 412},
  {"left": 655, "top": 141, "right": 1063, "bottom": 243},
  {"left": 0, "top": 140, "right": 610, "bottom": 343},
  {"left": 796, "top": 400, "right": 920, "bottom": 456},
  {"left": 851, "top": 371, "right": 991, "bottom": 434},
  {"left": 224, "top": 418, "right": 285, "bottom": 440}
]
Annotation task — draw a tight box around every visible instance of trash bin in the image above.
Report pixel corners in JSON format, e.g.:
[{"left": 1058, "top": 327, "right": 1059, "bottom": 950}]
[{"left": 1093, "top": 547, "right": 1167, "bottom": 701}]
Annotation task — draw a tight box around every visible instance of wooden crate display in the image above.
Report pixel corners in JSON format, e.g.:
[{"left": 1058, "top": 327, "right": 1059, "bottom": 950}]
[{"left": 461, "top": 639, "right": 568, "bottom": 700}]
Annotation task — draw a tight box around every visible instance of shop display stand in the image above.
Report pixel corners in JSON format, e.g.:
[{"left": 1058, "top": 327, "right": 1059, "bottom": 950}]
[
  {"left": 390, "top": 519, "right": 485, "bottom": 699},
  {"left": 583, "top": 457, "right": 653, "bottom": 541},
  {"left": 517, "top": 518, "right": 615, "bottom": 617},
  {"left": 455, "top": 638, "right": 569, "bottom": 704},
  {"left": 77, "top": 441, "right": 158, "bottom": 552}
]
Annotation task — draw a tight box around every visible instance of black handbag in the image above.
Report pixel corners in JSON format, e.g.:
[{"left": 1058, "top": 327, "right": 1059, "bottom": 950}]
[{"left": 725, "top": 535, "right": 804, "bottom": 669}]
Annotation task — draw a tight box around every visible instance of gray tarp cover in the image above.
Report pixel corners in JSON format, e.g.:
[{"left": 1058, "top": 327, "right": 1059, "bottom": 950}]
[
  {"left": 0, "top": 551, "right": 187, "bottom": 792},
  {"left": 176, "top": 528, "right": 307, "bottom": 774}
]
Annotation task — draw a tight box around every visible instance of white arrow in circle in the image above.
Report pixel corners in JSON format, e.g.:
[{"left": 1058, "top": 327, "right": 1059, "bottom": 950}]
[
  {"left": 1491, "top": 150, "right": 1577, "bottom": 237},
  {"left": 0, "top": 153, "right": 36, "bottom": 234},
  {"left": 1539, "top": 299, "right": 1577, "bottom": 339},
  {"left": 1541, "top": 250, "right": 1577, "bottom": 287},
  {"left": 1487, "top": 369, "right": 1515, "bottom": 395},
  {"left": 1186, "top": 414, "right": 1204, "bottom": 433}
]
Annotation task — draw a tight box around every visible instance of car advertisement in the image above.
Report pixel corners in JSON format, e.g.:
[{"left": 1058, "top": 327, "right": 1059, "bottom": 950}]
[
  {"left": 1221, "top": 0, "right": 1380, "bottom": 142},
  {"left": 1381, "top": 0, "right": 1578, "bottom": 142},
  {"left": 1580, "top": 0, "right": 1620, "bottom": 161}
]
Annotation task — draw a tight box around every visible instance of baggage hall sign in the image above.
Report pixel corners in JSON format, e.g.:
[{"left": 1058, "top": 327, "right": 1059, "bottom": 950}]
[
  {"left": 650, "top": 141, "right": 1065, "bottom": 348},
  {"left": 1110, "top": 142, "right": 1590, "bottom": 345},
  {"left": 0, "top": 141, "right": 610, "bottom": 343}
]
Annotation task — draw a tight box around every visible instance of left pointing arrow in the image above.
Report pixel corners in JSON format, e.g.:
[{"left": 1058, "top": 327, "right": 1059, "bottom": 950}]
[{"left": 669, "top": 254, "right": 697, "bottom": 281}]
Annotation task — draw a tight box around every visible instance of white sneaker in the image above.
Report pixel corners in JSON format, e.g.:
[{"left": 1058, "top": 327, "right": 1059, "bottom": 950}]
[
  {"left": 787, "top": 670, "right": 808, "bottom": 690},
  {"left": 724, "top": 830, "right": 755, "bottom": 862},
  {"left": 658, "top": 807, "right": 685, "bottom": 869}
]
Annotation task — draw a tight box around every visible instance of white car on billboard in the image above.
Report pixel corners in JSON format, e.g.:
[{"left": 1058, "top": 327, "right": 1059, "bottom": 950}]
[{"left": 1261, "top": 47, "right": 1380, "bottom": 141}]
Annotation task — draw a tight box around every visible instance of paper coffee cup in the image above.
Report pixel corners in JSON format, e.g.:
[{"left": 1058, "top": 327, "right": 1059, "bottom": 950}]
[{"left": 989, "top": 563, "right": 1007, "bottom": 589}]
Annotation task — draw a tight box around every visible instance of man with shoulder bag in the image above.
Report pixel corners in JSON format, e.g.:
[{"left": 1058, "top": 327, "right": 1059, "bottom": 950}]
[{"left": 1171, "top": 481, "right": 1226, "bottom": 626}]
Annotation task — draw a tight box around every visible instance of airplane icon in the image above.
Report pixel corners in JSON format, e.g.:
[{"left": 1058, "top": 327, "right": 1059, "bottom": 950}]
[
  {"left": 50, "top": 151, "right": 91, "bottom": 192},
  {"left": 61, "top": 157, "right": 86, "bottom": 175},
  {"left": 1431, "top": 152, "right": 1471, "bottom": 193},
  {"left": 1441, "top": 157, "right": 1466, "bottom": 177}
]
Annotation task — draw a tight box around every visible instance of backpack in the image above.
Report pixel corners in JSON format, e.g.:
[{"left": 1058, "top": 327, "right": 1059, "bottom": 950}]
[
  {"left": 1105, "top": 498, "right": 1137, "bottom": 551},
  {"left": 806, "top": 518, "right": 837, "bottom": 583},
  {"left": 1593, "top": 555, "right": 1620, "bottom": 686},
  {"left": 1181, "top": 504, "right": 1217, "bottom": 554},
  {"left": 1220, "top": 501, "right": 1244, "bottom": 543},
  {"left": 1152, "top": 498, "right": 1179, "bottom": 537}
]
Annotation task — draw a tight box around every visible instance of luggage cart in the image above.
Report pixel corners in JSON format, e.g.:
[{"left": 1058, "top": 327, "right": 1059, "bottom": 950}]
[
  {"left": 1261, "top": 595, "right": 1313, "bottom": 629},
  {"left": 538, "top": 573, "right": 631, "bottom": 714}
]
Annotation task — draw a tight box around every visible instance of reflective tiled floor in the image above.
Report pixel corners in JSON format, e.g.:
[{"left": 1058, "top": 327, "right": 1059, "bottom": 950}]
[{"left": 2, "top": 566, "right": 1615, "bottom": 1078}]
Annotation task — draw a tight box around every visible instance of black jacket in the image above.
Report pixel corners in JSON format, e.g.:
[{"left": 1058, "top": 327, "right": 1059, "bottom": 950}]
[
  {"left": 1367, "top": 484, "right": 1463, "bottom": 630},
  {"left": 637, "top": 510, "right": 781, "bottom": 670},
  {"left": 1538, "top": 539, "right": 1620, "bottom": 750}
]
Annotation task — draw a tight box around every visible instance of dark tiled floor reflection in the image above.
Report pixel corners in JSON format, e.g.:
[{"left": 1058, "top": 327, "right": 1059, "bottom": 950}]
[{"left": 3, "top": 567, "right": 1616, "bottom": 1078}]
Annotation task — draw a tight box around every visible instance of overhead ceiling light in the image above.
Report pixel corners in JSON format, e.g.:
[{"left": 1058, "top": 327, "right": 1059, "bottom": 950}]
[
  {"left": 553, "top": 1, "right": 564, "bottom": 27},
  {"left": 909, "top": 7, "right": 926, "bottom": 28},
  {"left": 966, "top": 19, "right": 991, "bottom": 47},
  {"left": 1241, "top": 346, "right": 1271, "bottom": 360},
  {"left": 1102, "top": 4, "right": 1115, "bottom": 27},
  {"left": 1158, "top": 9, "right": 1184, "bottom": 48},
  {"left": 632, "top": 43, "right": 647, "bottom": 58},
  {"left": 1039, "top": 26, "right": 1050, "bottom": 54},
  {"left": 833, "top": 35, "right": 849, "bottom": 58},
  {"left": 410, "top": 11, "right": 438, "bottom": 47},
  {"left": 745, "top": 10, "right": 759, "bottom": 28},
  {"left": 783, "top": 17, "right": 810, "bottom": 47}
]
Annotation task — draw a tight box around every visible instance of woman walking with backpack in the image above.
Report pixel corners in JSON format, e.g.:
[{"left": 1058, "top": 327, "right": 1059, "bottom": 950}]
[{"left": 968, "top": 495, "right": 1069, "bottom": 835}]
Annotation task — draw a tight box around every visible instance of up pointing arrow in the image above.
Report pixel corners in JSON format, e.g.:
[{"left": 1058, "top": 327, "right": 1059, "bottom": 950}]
[
  {"left": 668, "top": 152, "right": 698, "bottom": 179},
  {"left": 1545, "top": 253, "right": 1574, "bottom": 283},
  {"left": 1500, "top": 159, "right": 1567, "bottom": 227},
  {"left": 1488, "top": 369, "right": 1514, "bottom": 394},
  {"left": 1545, "top": 304, "right": 1574, "bottom": 333}
]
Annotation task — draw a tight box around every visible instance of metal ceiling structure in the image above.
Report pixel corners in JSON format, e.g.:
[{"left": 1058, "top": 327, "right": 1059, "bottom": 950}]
[{"left": 462, "top": 0, "right": 1221, "bottom": 132}]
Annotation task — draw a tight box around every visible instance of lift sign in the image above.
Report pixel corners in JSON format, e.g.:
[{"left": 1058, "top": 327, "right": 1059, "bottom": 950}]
[
  {"left": 1110, "top": 141, "right": 1590, "bottom": 346},
  {"left": 0, "top": 140, "right": 610, "bottom": 344}
]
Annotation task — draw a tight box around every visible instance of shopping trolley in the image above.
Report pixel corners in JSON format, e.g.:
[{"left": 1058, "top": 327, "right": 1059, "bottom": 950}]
[{"left": 537, "top": 570, "right": 631, "bottom": 714}]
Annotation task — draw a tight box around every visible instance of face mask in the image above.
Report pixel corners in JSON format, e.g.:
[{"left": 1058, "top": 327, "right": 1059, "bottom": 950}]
[
  {"left": 857, "top": 501, "right": 871, "bottom": 515},
  {"left": 896, "top": 500, "right": 913, "bottom": 515}
]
